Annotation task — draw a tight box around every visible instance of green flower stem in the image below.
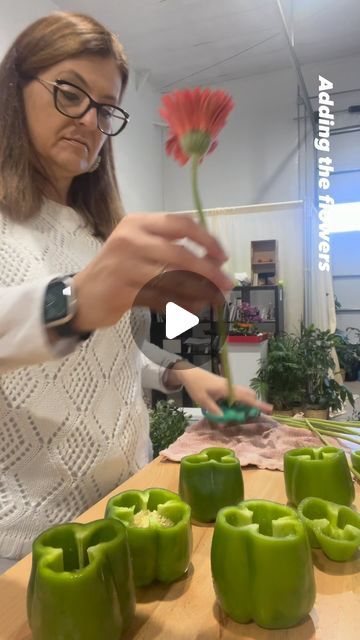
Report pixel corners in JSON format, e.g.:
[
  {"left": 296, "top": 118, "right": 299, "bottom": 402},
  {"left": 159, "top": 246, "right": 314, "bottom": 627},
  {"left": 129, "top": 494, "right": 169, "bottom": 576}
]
[
  {"left": 191, "top": 155, "right": 235, "bottom": 405},
  {"left": 216, "top": 305, "right": 235, "bottom": 405},
  {"left": 274, "top": 415, "right": 360, "bottom": 433},
  {"left": 305, "top": 417, "right": 360, "bottom": 429},
  {"left": 304, "top": 418, "right": 331, "bottom": 446},
  {"left": 315, "top": 431, "right": 360, "bottom": 446},
  {"left": 304, "top": 423, "right": 360, "bottom": 436},
  {"left": 191, "top": 155, "right": 206, "bottom": 227},
  {"left": 274, "top": 415, "right": 360, "bottom": 447}
]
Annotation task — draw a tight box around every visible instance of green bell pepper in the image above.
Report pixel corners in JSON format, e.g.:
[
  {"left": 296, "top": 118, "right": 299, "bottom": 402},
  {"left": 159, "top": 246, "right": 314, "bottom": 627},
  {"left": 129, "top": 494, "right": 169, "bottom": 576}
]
[
  {"left": 298, "top": 496, "right": 360, "bottom": 561},
  {"left": 351, "top": 449, "right": 360, "bottom": 473},
  {"left": 179, "top": 447, "right": 244, "bottom": 522},
  {"left": 284, "top": 446, "right": 354, "bottom": 506},
  {"left": 27, "top": 519, "right": 135, "bottom": 640},
  {"left": 211, "top": 499, "right": 315, "bottom": 629},
  {"left": 105, "top": 487, "right": 192, "bottom": 586}
]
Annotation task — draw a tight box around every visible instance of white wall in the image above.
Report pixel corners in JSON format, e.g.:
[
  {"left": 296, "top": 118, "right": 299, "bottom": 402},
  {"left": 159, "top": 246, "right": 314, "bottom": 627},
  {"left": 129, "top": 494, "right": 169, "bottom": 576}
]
[
  {"left": 0, "top": 0, "right": 59, "bottom": 54},
  {"left": 112, "top": 71, "right": 163, "bottom": 213}
]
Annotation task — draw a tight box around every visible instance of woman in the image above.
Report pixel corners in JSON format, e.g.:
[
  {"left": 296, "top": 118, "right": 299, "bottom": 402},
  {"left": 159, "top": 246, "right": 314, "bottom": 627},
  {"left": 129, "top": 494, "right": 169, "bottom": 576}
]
[{"left": 0, "top": 12, "right": 270, "bottom": 569}]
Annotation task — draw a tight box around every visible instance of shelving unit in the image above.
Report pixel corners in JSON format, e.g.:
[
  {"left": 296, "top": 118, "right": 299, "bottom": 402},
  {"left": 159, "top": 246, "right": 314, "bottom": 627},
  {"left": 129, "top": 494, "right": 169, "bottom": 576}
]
[
  {"left": 230, "top": 285, "right": 284, "bottom": 336},
  {"left": 251, "top": 239, "right": 277, "bottom": 285}
]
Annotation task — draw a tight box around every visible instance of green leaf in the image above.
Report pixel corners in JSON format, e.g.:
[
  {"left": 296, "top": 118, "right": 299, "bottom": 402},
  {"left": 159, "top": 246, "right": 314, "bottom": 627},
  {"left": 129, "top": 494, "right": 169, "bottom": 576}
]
[{"left": 149, "top": 400, "right": 188, "bottom": 458}]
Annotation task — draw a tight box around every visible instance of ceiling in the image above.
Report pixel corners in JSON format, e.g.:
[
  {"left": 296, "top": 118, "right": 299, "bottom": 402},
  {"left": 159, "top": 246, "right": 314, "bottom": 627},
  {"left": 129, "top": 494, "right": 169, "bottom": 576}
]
[{"left": 54, "top": 0, "right": 360, "bottom": 90}]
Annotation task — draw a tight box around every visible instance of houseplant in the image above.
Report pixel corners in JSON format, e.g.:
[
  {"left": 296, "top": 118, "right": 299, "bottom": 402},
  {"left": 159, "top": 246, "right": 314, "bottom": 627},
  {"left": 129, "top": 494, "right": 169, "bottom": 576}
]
[
  {"left": 298, "top": 324, "right": 354, "bottom": 418},
  {"left": 150, "top": 400, "right": 188, "bottom": 458},
  {"left": 250, "top": 334, "right": 303, "bottom": 413},
  {"left": 251, "top": 326, "right": 355, "bottom": 417},
  {"left": 335, "top": 331, "right": 360, "bottom": 381}
]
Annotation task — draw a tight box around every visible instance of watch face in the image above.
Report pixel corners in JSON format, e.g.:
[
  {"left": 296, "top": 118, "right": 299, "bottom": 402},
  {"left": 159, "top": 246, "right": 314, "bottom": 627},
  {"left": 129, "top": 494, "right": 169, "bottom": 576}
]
[{"left": 44, "top": 281, "right": 69, "bottom": 324}]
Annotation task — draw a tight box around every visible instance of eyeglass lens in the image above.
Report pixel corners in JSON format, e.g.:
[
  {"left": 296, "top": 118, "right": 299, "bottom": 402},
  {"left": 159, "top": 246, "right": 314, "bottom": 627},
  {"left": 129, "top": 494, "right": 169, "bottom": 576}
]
[{"left": 56, "top": 83, "right": 126, "bottom": 135}]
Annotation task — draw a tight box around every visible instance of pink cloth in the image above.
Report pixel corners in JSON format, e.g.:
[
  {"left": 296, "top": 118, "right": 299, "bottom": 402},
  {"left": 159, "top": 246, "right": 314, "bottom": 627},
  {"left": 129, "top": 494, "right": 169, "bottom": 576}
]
[{"left": 160, "top": 418, "right": 337, "bottom": 471}]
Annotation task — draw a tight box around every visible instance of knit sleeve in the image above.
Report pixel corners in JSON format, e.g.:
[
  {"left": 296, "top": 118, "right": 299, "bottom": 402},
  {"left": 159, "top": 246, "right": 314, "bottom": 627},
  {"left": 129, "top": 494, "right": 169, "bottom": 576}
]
[
  {"left": 140, "top": 340, "right": 183, "bottom": 393},
  {"left": 0, "top": 277, "right": 79, "bottom": 372}
]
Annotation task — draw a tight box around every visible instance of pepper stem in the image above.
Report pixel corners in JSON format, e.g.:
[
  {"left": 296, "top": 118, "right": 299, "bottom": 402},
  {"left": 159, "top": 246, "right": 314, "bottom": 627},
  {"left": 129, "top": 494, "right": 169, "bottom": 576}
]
[{"left": 191, "top": 155, "right": 235, "bottom": 405}]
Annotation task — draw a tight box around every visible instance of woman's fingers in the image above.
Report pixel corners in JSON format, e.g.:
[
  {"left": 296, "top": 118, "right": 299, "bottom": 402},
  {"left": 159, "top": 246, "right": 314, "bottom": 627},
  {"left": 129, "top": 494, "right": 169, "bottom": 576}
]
[
  {"left": 232, "top": 385, "right": 273, "bottom": 414},
  {"left": 201, "top": 396, "right": 224, "bottom": 416},
  {"left": 139, "top": 213, "right": 228, "bottom": 263},
  {"left": 125, "top": 233, "right": 233, "bottom": 292}
]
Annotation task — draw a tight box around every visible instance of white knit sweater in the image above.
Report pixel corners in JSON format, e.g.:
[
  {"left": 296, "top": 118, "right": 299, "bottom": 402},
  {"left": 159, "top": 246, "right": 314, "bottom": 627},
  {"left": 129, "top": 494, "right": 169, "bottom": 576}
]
[{"left": 0, "top": 201, "right": 178, "bottom": 559}]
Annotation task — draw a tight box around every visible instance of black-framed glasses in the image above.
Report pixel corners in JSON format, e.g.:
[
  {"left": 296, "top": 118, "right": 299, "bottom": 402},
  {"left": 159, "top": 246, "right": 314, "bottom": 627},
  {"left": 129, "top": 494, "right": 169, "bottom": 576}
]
[{"left": 33, "top": 77, "right": 130, "bottom": 136}]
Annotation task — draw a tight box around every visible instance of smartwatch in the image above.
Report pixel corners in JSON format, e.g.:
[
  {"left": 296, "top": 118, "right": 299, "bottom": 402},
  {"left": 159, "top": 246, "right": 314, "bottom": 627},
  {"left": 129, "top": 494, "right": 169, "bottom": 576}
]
[{"left": 43, "top": 276, "right": 91, "bottom": 340}]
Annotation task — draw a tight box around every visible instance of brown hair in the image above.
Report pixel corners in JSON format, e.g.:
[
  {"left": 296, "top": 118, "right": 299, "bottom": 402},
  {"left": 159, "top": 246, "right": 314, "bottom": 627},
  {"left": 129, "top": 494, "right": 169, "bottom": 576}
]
[{"left": 0, "top": 12, "right": 129, "bottom": 239}]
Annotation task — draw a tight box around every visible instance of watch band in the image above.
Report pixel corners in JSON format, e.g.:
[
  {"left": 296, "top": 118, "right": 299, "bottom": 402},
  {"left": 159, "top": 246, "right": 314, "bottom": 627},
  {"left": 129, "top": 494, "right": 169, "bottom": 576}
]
[
  {"left": 44, "top": 276, "right": 92, "bottom": 342},
  {"left": 52, "top": 320, "right": 92, "bottom": 342}
]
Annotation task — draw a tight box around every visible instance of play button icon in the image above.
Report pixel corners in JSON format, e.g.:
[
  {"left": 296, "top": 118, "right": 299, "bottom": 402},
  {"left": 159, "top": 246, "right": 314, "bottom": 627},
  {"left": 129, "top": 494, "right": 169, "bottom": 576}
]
[
  {"left": 165, "top": 302, "right": 199, "bottom": 339},
  {"left": 129, "top": 269, "right": 227, "bottom": 371}
]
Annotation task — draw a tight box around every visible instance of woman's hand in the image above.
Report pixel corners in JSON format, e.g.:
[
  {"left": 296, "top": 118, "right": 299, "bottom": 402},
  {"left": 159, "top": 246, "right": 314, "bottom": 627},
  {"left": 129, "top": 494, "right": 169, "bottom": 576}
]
[
  {"left": 166, "top": 363, "right": 272, "bottom": 416},
  {"left": 73, "top": 213, "right": 232, "bottom": 332}
]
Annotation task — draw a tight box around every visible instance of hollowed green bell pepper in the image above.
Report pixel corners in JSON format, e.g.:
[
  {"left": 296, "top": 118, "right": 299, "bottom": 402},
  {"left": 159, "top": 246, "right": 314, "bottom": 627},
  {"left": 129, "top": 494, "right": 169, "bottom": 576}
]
[
  {"left": 179, "top": 447, "right": 244, "bottom": 522},
  {"left": 105, "top": 487, "right": 192, "bottom": 586},
  {"left": 211, "top": 500, "right": 315, "bottom": 629},
  {"left": 351, "top": 449, "right": 360, "bottom": 473},
  {"left": 27, "top": 519, "right": 135, "bottom": 640},
  {"left": 284, "top": 446, "right": 354, "bottom": 506},
  {"left": 298, "top": 496, "right": 360, "bottom": 561}
]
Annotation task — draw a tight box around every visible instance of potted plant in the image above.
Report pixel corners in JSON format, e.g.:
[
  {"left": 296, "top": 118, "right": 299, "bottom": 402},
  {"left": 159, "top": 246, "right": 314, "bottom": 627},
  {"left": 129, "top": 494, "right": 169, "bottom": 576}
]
[
  {"left": 250, "top": 334, "right": 303, "bottom": 414},
  {"left": 335, "top": 329, "right": 360, "bottom": 382},
  {"left": 298, "top": 325, "right": 354, "bottom": 418},
  {"left": 149, "top": 400, "right": 188, "bottom": 458}
]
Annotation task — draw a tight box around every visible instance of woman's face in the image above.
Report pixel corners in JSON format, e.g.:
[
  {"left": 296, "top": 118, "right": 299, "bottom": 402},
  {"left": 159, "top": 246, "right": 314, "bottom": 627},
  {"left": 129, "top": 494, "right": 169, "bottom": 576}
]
[{"left": 23, "top": 55, "right": 123, "bottom": 183}]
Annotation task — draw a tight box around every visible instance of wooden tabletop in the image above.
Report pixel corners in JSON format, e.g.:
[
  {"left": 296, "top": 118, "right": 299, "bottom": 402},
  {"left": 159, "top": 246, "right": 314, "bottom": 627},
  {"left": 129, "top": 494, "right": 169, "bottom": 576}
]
[{"left": 0, "top": 458, "right": 359, "bottom": 640}]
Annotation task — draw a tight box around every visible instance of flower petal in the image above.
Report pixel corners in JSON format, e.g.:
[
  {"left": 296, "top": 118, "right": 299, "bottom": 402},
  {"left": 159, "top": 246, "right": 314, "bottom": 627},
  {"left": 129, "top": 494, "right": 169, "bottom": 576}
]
[
  {"left": 159, "top": 86, "right": 234, "bottom": 162},
  {"left": 165, "top": 134, "right": 190, "bottom": 166}
]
